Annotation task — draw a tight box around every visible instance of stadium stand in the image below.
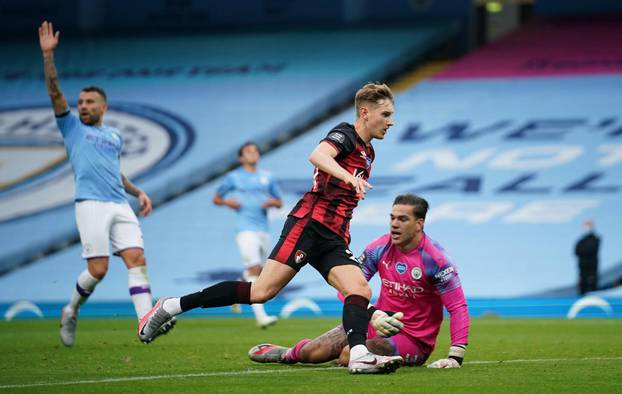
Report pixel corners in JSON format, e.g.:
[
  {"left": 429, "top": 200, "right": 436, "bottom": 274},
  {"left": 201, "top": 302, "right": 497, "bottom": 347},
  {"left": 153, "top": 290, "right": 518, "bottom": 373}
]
[
  {"left": 1, "top": 15, "right": 620, "bottom": 319},
  {"left": 0, "top": 24, "right": 458, "bottom": 274}
]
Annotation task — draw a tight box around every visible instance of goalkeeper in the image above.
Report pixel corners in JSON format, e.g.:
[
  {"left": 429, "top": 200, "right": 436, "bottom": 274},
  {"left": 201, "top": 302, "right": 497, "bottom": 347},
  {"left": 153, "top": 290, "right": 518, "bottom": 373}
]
[{"left": 249, "top": 194, "right": 470, "bottom": 368}]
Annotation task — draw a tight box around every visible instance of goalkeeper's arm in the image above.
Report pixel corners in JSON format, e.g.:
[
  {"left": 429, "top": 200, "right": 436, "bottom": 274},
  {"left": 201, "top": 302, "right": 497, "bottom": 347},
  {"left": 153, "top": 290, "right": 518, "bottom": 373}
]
[{"left": 367, "top": 306, "right": 404, "bottom": 337}]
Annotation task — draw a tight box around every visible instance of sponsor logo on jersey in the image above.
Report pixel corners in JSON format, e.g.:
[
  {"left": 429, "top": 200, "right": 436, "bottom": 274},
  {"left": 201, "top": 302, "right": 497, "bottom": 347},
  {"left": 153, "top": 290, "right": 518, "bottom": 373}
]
[
  {"left": 411, "top": 266, "right": 422, "bottom": 280},
  {"left": 328, "top": 131, "right": 345, "bottom": 144},
  {"left": 294, "top": 249, "right": 307, "bottom": 264},
  {"left": 344, "top": 248, "right": 358, "bottom": 262},
  {"left": 0, "top": 104, "right": 194, "bottom": 222},
  {"left": 381, "top": 278, "right": 424, "bottom": 299},
  {"left": 395, "top": 262, "right": 407, "bottom": 274},
  {"left": 434, "top": 266, "right": 454, "bottom": 283}
]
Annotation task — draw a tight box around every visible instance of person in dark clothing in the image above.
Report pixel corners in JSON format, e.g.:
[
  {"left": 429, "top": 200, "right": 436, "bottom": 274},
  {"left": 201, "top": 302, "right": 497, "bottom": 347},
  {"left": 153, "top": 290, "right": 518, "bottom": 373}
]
[{"left": 575, "top": 220, "right": 600, "bottom": 296}]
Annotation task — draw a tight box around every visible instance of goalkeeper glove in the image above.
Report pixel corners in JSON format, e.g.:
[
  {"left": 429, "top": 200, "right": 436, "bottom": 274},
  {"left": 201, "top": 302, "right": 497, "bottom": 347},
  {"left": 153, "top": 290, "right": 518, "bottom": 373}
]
[
  {"left": 427, "top": 345, "right": 466, "bottom": 369},
  {"left": 370, "top": 310, "right": 404, "bottom": 337}
]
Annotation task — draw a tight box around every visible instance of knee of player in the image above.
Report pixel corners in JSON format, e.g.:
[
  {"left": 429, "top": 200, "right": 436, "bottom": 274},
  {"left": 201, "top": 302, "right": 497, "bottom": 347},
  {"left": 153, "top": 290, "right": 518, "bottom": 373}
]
[
  {"left": 343, "top": 283, "right": 371, "bottom": 300},
  {"left": 124, "top": 252, "right": 147, "bottom": 267},
  {"left": 299, "top": 342, "right": 324, "bottom": 363},
  {"left": 337, "top": 346, "right": 350, "bottom": 367},
  {"left": 249, "top": 285, "right": 276, "bottom": 303},
  {"left": 88, "top": 266, "right": 108, "bottom": 280}
]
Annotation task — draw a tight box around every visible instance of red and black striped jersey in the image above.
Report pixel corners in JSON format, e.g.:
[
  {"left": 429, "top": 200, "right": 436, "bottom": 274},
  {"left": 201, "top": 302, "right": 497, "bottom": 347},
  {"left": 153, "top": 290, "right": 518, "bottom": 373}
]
[{"left": 289, "top": 122, "right": 374, "bottom": 244}]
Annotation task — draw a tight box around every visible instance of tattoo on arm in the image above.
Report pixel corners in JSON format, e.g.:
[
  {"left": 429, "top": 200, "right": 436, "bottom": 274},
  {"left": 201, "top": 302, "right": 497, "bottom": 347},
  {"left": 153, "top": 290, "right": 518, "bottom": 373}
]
[{"left": 42, "top": 51, "right": 67, "bottom": 115}]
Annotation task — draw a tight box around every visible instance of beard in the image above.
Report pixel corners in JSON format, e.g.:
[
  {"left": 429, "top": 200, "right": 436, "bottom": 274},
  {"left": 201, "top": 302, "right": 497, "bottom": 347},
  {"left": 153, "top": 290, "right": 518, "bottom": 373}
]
[{"left": 80, "top": 113, "right": 100, "bottom": 126}]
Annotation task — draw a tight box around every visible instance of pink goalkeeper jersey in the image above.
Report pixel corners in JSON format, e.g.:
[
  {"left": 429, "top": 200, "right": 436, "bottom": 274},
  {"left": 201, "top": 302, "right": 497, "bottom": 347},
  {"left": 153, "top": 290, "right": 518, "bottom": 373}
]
[{"left": 360, "top": 233, "right": 470, "bottom": 349}]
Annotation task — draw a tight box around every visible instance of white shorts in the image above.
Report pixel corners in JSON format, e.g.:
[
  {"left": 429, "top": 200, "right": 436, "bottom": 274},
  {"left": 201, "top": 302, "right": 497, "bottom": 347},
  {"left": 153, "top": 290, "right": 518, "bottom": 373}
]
[
  {"left": 235, "top": 231, "right": 270, "bottom": 268},
  {"left": 75, "top": 200, "right": 144, "bottom": 259}
]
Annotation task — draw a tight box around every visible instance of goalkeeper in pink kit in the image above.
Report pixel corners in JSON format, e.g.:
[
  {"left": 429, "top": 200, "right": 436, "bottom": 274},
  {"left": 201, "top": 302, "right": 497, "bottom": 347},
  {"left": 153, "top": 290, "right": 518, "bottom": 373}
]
[{"left": 249, "top": 194, "right": 470, "bottom": 368}]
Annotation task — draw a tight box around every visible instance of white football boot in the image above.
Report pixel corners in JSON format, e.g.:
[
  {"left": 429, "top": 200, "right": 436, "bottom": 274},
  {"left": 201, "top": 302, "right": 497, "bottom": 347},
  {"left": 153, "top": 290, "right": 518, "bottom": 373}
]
[
  {"left": 348, "top": 352, "right": 403, "bottom": 374},
  {"left": 59, "top": 305, "right": 77, "bottom": 347}
]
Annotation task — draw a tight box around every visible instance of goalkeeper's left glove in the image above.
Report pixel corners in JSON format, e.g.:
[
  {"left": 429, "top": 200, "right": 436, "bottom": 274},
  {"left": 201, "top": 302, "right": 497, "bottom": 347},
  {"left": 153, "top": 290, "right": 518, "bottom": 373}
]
[
  {"left": 370, "top": 309, "right": 404, "bottom": 337},
  {"left": 427, "top": 345, "right": 466, "bottom": 369}
]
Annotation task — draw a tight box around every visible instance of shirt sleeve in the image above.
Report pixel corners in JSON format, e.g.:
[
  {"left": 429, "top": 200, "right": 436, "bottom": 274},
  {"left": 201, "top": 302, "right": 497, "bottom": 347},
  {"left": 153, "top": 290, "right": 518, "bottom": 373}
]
[
  {"left": 359, "top": 242, "right": 386, "bottom": 282},
  {"left": 321, "top": 124, "right": 357, "bottom": 156},
  {"left": 440, "top": 286, "right": 470, "bottom": 346},
  {"left": 55, "top": 108, "right": 79, "bottom": 142},
  {"left": 429, "top": 255, "right": 469, "bottom": 346},
  {"left": 216, "top": 173, "right": 235, "bottom": 197}
]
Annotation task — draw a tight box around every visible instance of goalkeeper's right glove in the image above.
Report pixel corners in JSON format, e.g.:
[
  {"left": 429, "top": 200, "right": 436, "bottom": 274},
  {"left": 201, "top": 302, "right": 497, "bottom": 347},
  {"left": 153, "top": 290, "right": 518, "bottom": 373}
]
[
  {"left": 427, "top": 345, "right": 466, "bottom": 368},
  {"left": 370, "top": 310, "right": 404, "bottom": 337}
]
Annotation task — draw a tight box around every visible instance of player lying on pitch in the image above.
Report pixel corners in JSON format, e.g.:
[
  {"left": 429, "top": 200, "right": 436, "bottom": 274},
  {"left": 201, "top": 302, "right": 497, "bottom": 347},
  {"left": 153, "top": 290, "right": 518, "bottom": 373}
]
[{"left": 249, "top": 194, "right": 470, "bottom": 368}]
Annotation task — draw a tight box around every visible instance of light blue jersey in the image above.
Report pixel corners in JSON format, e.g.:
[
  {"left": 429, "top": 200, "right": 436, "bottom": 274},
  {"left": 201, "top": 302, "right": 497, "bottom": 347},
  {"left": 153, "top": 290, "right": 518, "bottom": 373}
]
[
  {"left": 56, "top": 109, "right": 127, "bottom": 203},
  {"left": 216, "top": 167, "right": 282, "bottom": 232}
]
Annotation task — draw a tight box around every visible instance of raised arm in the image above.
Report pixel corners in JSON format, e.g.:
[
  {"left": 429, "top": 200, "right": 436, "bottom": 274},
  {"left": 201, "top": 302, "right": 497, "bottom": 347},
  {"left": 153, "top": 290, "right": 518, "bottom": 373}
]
[
  {"left": 39, "top": 21, "right": 68, "bottom": 115},
  {"left": 121, "top": 174, "right": 152, "bottom": 217}
]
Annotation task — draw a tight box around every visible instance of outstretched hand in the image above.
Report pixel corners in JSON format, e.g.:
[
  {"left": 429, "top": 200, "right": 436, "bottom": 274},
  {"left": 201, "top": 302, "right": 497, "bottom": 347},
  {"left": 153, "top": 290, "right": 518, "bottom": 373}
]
[{"left": 39, "top": 21, "right": 60, "bottom": 52}]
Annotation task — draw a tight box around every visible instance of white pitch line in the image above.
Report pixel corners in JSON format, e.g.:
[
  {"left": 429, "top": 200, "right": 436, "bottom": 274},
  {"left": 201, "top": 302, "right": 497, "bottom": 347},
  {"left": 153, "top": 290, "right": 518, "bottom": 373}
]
[
  {"left": 0, "top": 367, "right": 342, "bottom": 390},
  {"left": 467, "top": 356, "right": 622, "bottom": 365},
  {"left": 1, "top": 356, "right": 621, "bottom": 389}
]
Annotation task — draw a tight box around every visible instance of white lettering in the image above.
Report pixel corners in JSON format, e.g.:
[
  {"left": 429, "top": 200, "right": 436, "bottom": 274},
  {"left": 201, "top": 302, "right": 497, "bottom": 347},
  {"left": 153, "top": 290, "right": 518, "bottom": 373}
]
[
  {"left": 490, "top": 145, "right": 583, "bottom": 169},
  {"left": 598, "top": 144, "right": 622, "bottom": 166},
  {"left": 503, "top": 200, "right": 599, "bottom": 223},
  {"left": 393, "top": 148, "right": 496, "bottom": 171},
  {"left": 426, "top": 202, "right": 514, "bottom": 224}
]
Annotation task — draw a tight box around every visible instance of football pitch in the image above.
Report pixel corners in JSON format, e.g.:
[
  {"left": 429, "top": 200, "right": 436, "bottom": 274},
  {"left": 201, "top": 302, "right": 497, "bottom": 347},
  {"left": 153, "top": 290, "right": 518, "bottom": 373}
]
[{"left": 1, "top": 317, "right": 620, "bottom": 393}]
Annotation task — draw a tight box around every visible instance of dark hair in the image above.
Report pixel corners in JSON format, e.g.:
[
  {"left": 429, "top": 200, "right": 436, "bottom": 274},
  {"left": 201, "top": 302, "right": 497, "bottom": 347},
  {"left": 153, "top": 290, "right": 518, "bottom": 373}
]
[
  {"left": 355, "top": 82, "right": 394, "bottom": 117},
  {"left": 238, "top": 141, "right": 260, "bottom": 157},
  {"left": 81, "top": 86, "right": 107, "bottom": 102},
  {"left": 393, "top": 194, "right": 429, "bottom": 219}
]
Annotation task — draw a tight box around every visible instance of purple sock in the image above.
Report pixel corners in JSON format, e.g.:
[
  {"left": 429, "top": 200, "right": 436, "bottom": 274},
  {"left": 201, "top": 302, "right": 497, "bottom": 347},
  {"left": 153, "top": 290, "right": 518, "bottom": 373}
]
[{"left": 284, "top": 339, "right": 311, "bottom": 363}]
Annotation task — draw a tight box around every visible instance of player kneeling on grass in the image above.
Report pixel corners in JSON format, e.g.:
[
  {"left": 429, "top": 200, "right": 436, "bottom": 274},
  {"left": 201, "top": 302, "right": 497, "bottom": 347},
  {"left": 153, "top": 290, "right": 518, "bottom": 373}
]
[{"left": 249, "top": 194, "right": 470, "bottom": 369}]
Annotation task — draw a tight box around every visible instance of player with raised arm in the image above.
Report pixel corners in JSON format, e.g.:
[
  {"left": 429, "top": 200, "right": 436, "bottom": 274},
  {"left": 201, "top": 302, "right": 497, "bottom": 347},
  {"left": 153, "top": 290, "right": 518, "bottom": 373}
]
[
  {"left": 139, "top": 82, "right": 402, "bottom": 374},
  {"left": 213, "top": 142, "right": 282, "bottom": 328},
  {"left": 38, "top": 21, "right": 175, "bottom": 346},
  {"left": 249, "top": 194, "right": 470, "bottom": 369}
]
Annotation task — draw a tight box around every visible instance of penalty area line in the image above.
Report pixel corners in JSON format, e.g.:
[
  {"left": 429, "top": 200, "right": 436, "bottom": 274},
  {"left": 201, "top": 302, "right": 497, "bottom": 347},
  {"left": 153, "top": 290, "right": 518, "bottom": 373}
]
[
  {"left": 2, "top": 356, "right": 622, "bottom": 389},
  {"left": 467, "top": 356, "right": 622, "bottom": 365},
  {"left": 0, "top": 366, "right": 342, "bottom": 389}
]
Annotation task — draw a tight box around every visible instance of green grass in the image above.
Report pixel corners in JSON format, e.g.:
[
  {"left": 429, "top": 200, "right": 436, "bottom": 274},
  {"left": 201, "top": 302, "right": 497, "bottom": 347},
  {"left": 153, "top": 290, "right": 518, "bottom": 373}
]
[{"left": 0, "top": 317, "right": 621, "bottom": 393}]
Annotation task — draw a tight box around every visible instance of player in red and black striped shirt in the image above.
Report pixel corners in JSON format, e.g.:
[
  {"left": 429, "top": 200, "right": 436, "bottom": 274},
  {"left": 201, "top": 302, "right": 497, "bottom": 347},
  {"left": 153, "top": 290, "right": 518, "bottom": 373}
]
[{"left": 139, "top": 83, "right": 400, "bottom": 373}]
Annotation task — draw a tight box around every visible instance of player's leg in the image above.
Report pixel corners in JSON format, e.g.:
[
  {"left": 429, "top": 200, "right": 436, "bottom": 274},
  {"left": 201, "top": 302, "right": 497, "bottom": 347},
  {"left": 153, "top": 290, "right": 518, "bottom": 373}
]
[
  {"left": 326, "top": 264, "right": 403, "bottom": 373},
  {"left": 338, "top": 333, "right": 431, "bottom": 367},
  {"left": 249, "top": 325, "right": 345, "bottom": 364},
  {"left": 138, "top": 260, "right": 295, "bottom": 342},
  {"left": 118, "top": 248, "right": 151, "bottom": 318},
  {"left": 138, "top": 216, "right": 306, "bottom": 342},
  {"left": 236, "top": 231, "right": 277, "bottom": 327},
  {"left": 112, "top": 203, "right": 152, "bottom": 319},
  {"left": 61, "top": 201, "right": 111, "bottom": 347}
]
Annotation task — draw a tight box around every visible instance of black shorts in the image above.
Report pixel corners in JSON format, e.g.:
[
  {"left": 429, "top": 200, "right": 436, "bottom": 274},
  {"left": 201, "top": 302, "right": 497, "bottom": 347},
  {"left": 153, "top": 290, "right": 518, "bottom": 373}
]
[{"left": 268, "top": 216, "right": 360, "bottom": 280}]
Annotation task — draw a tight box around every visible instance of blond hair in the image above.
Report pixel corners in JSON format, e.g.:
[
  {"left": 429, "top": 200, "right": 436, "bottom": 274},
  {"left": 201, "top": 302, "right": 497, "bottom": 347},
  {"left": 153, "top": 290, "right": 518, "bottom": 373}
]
[{"left": 354, "top": 82, "right": 393, "bottom": 118}]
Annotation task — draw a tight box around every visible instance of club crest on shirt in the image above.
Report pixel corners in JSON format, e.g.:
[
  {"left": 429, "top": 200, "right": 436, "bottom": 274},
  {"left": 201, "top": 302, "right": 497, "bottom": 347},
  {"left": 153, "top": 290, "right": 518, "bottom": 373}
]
[
  {"left": 359, "top": 150, "right": 372, "bottom": 169},
  {"left": 411, "top": 267, "right": 423, "bottom": 280},
  {"left": 395, "top": 262, "right": 407, "bottom": 274},
  {"left": 294, "top": 250, "right": 307, "bottom": 264}
]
